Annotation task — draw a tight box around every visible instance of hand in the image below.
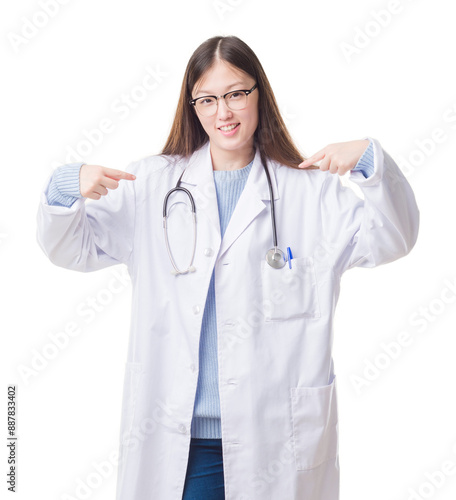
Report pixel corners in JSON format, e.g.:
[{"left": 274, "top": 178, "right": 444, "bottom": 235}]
[
  {"left": 298, "top": 139, "right": 369, "bottom": 175},
  {"left": 79, "top": 165, "right": 136, "bottom": 200}
]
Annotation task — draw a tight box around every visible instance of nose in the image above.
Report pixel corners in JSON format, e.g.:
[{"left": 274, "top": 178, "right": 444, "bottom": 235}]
[{"left": 216, "top": 97, "right": 232, "bottom": 119}]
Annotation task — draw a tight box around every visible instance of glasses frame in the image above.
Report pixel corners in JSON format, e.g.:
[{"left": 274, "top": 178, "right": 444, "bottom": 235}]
[{"left": 189, "top": 83, "right": 258, "bottom": 115}]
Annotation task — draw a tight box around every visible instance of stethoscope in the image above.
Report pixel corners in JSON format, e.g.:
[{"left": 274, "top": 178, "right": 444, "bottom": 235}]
[{"left": 163, "top": 160, "right": 287, "bottom": 275}]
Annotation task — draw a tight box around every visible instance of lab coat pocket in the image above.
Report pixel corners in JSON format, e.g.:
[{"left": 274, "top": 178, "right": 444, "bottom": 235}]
[
  {"left": 119, "top": 362, "right": 144, "bottom": 445},
  {"left": 261, "top": 256, "right": 321, "bottom": 321},
  {"left": 290, "top": 375, "right": 338, "bottom": 471}
]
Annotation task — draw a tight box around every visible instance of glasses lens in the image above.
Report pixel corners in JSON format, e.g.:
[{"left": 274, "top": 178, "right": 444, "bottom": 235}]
[
  {"left": 225, "top": 91, "right": 247, "bottom": 110},
  {"left": 195, "top": 97, "right": 217, "bottom": 117},
  {"left": 194, "top": 91, "right": 248, "bottom": 117}
]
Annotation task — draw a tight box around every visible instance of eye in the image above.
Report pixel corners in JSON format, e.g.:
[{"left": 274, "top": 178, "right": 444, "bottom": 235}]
[
  {"left": 228, "top": 92, "right": 244, "bottom": 100},
  {"left": 199, "top": 97, "right": 215, "bottom": 105}
]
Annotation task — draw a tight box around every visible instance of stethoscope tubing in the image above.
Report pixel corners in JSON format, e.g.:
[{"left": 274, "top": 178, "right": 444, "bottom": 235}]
[
  {"left": 162, "top": 170, "right": 195, "bottom": 217},
  {"left": 163, "top": 158, "right": 286, "bottom": 274},
  {"left": 261, "top": 161, "right": 278, "bottom": 248},
  {"left": 163, "top": 169, "right": 197, "bottom": 275}
]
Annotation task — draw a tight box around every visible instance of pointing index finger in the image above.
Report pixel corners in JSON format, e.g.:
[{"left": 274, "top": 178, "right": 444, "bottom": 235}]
[
  {"left": 104, "top": 167, "right": 136, "bottom": 180},
  {"left": 298, "top": 150, "right": 326, "bottom": 169}
]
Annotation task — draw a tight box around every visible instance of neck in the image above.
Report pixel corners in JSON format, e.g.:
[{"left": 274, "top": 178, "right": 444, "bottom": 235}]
[{"left": 210, "top": 141, "right": 255, "bottom": 171}]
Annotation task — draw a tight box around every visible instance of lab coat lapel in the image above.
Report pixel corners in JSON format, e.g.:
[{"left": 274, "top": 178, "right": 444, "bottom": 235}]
[
  {"left": 218, "top": 146, "right": 279, "bottom": 259},
  {"left": 178, "top": 141, "right": 280, "bottom": 260}
]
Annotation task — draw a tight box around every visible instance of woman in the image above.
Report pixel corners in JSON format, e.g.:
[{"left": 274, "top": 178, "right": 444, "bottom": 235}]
[{"left": 36, "top": 35, "right": 420, "bottom": 500}]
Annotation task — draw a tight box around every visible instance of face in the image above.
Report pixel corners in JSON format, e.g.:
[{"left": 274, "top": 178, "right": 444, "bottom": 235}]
[{"left": 191, "top": 59, "right": 259, "bottom": 154}]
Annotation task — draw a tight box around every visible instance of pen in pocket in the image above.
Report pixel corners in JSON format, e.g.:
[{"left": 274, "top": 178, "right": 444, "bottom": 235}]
[{"left": 287, "top": 247, "right": 293, "bottom": 269}]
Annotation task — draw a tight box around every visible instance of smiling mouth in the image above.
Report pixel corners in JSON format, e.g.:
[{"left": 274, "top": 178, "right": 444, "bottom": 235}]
[{"left": 218, "top": 123, "right": 240, "bottom": 132}]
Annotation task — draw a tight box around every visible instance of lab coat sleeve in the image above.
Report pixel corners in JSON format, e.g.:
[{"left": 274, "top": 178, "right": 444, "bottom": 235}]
[
  {"left": 319, "top": 136, "right": 420, "bottom": 276},
  {"left": 36, "top": 161, "right": 136, "bottom": 272}
]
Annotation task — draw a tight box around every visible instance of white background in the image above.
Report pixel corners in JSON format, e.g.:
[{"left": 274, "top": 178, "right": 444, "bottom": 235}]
[{"left": 1, "top": 0, "right": 456, "bottom": 499}]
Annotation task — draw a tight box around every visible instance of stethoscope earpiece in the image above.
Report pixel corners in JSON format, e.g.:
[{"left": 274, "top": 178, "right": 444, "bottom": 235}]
[{"left": 170, "top": 266, "right": 196, "bottom": 276}]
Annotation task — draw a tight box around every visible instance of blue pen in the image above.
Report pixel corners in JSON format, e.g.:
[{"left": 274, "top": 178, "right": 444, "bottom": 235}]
[{"left": 287, "top": 247, "right": 293, "bottom": 269}]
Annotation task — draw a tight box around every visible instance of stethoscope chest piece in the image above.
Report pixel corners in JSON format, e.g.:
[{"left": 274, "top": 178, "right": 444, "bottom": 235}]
[{"left": 266, "top": 247, "right": 287, "bottom": 269}]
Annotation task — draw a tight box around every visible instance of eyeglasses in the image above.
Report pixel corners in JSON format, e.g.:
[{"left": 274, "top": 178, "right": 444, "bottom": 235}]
[{"left": 189, "top": 83, "right": 258, "bottom": 117}]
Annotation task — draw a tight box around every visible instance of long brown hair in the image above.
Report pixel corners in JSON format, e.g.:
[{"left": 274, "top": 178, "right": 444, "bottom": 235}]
[{"left": 161, "top": 35, "right": 318, "bottom": 170}]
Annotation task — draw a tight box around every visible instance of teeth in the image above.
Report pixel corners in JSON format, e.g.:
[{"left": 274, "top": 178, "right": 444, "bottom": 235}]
[{"left": 220, "top": 123, "right": 238, "bottom": 131}]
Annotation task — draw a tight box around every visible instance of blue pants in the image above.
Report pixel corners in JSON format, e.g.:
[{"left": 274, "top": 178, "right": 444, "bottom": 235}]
[{"left": 182, "top": 438, "right": 225, "bottom": 500}]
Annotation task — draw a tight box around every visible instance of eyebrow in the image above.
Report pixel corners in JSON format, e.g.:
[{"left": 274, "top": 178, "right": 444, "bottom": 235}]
[{"left": 195, "top": 81, "right": 246, "bottom": 96}]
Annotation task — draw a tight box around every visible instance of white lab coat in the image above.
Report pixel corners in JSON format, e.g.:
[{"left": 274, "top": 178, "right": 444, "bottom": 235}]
[{"left": 36, "top": 136, "right": 419, "bottom": 500}]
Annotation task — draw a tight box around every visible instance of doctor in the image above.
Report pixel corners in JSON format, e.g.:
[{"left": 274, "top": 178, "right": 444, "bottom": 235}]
[{"left": 36, "top": 35, "right": 420, "bottom": 500}]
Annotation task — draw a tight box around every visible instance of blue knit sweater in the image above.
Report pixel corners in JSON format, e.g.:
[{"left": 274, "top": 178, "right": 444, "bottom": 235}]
[{"left": 44, "top": 141, "right": 374, "bottom": 438}]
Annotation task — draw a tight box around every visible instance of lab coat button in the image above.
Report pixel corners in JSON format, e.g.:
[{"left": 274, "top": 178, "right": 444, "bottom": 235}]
[
  {"left": 204, "top": 247, "right": 213, "bottom": 257},
  {"left": 190, "top": 363, "right": 196, "bottom": 373},
  {"left": 193, "top": 305, "right": 201, "bottom": 314},
  {"left": 178, "top": 424, "right": 186, "bottom": 434},
  {"left": 227, "top": 378, "right": 238, "bottom": 385}
]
